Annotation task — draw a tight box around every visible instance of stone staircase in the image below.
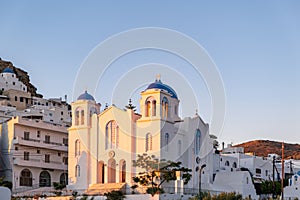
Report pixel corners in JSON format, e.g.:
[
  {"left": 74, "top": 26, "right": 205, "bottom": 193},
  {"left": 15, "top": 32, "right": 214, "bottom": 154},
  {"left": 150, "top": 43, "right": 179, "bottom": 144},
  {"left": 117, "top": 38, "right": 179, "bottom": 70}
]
[{"left": 85, "top": 182, "right": 127, "bottom": 195}]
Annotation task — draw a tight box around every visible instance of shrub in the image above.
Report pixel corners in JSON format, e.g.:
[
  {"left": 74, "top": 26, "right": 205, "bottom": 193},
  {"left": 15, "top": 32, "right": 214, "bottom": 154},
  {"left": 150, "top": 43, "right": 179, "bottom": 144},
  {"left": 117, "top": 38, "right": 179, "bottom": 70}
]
[{"left": 104, "top": 190, "right": 125, "bottom": 200}]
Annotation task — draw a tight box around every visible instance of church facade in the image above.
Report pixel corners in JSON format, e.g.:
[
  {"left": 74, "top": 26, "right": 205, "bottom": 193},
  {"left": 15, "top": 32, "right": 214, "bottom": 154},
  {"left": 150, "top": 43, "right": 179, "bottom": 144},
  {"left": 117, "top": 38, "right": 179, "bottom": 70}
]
[{"left": 67, "top": 76, "right": 214, "bottom": 192}]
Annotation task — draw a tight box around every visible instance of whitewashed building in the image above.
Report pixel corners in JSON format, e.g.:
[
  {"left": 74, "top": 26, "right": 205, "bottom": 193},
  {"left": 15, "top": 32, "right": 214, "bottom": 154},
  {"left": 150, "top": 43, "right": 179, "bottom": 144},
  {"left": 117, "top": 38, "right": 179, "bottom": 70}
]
[{"left": 0, "top": 67, "right": 27, "bottom": 93}]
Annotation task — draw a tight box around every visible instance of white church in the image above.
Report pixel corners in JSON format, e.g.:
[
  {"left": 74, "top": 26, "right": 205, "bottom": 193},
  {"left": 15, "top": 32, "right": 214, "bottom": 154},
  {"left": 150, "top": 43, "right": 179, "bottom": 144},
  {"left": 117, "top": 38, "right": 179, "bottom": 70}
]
[{"left": 67, "top": 76, "right": 258, "bottom": 199}]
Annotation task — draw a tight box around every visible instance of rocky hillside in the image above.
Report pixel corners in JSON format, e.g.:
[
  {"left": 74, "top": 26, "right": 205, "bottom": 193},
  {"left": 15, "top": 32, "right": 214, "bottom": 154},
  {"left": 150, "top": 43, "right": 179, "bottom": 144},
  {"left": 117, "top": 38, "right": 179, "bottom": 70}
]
[
  {"left": 235, "top": 140, "right": 300, "bottom": 159},
  {"left": 0, "top": 58, "right": 42, "bottom": 97}
]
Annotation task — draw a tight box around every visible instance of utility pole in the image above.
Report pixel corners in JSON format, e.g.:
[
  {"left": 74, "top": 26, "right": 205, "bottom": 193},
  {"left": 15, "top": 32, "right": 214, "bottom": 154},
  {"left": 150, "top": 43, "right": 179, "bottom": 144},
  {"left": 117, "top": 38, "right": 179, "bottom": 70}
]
[
  {"left": 281, "top": 142, "right": 284, "bottom": 200},
  {"left": 273, "top": 156, "right": 276, "bottom": 199}
]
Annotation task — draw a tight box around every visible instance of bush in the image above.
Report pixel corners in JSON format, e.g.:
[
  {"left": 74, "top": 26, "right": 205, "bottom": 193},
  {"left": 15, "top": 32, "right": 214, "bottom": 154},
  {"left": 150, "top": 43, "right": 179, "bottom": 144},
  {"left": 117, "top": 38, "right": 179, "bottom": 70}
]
[
  {"left": 104, "top": 190, "right": 125, "bottom": 200},
  {"left": 189, "top": 192, "right": 243, "bottom": 200},
  {"left": 146, "top": 187, "right": 164, "bottom": 196},
  {"left": 53, "top": 182, "right": 66, "bottom": 190}
]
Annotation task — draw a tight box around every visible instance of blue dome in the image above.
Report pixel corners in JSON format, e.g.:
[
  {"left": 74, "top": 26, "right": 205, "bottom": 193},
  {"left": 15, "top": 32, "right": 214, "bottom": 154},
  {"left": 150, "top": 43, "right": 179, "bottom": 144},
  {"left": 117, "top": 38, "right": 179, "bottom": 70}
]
[
  {"left": 2, "top": 67, "right": 14, "bottom": 74},
  {"left": 77, "top": 91, "right": 95, "bottom": 101},
  {"left": 146, "top": 78, "right": 178, "bottom": 99}
]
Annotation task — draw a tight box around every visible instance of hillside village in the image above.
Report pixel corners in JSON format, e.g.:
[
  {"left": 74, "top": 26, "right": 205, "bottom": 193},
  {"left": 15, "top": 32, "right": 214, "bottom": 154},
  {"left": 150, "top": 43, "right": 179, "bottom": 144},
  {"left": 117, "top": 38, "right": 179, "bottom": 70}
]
[{"left": 0, "top": 58, "right": 299, "bottom": 199}]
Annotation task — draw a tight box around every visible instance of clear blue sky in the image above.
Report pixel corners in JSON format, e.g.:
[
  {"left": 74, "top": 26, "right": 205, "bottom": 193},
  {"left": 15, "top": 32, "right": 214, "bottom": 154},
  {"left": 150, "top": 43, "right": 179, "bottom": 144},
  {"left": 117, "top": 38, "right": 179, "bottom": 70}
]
[{"left": 0, "top": 1, "right": 299, "bottom": 145}]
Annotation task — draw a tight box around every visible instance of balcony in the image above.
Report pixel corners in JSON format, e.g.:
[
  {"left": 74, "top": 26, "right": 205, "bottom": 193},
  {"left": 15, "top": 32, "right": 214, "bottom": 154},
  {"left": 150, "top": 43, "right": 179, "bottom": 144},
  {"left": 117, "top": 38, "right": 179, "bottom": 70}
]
[
  {"left": 13, "top": 136, "right": 68, "bottom": 152},
  {"left": 13, "top": 157, "right": 67, "bottom": 170}
]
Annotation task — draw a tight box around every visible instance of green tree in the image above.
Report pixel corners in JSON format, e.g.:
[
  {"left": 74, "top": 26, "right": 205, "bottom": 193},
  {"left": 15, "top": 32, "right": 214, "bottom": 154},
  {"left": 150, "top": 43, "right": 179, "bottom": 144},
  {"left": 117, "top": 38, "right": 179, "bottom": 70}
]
[
  {"left": 132, "top": 154, "right": 192, "bottom": 196},
  {"left": 260, "top": 180, "right": 281, "bottom": 195}
]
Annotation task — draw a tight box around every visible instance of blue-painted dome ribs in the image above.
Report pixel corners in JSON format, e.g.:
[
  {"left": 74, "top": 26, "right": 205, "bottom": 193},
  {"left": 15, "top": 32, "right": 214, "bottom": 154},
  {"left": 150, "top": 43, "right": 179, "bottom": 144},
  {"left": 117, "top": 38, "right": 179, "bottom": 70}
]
[
  {"left": 146, "top": 79, "right": 178, "bottom": 99},
  {"left": 77, "top": 91, "right": 95, "bottom": 101},
  {"left": 2, "top": 67, "right": 15, "bottom": 74}
]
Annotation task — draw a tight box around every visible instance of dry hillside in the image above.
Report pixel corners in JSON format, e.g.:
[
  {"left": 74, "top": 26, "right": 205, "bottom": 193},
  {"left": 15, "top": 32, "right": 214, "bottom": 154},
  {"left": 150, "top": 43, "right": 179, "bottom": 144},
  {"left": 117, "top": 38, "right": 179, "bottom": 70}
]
[{"left": 235, "top": 140, "right": 300, "bottom": 159}]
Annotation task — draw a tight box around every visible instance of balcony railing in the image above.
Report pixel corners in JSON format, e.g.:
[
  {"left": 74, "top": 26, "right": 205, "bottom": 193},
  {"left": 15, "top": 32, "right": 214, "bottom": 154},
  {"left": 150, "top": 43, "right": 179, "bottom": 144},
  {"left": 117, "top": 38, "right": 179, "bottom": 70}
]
[
  {"left": 21, "top": 137, "right": 40, "bottom": 143},
  {"left": 13, "top": 157, "right": 67, "bottom": 170},
  {"left": 13, "top": 136, "right": 67, "bottom": 152}
]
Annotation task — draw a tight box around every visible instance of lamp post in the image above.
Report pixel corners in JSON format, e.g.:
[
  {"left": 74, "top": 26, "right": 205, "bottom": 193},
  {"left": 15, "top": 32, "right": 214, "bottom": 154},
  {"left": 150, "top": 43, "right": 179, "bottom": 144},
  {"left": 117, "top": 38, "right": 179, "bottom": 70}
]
[{"left": 196, "top": 164, "right": 206, "bottom": 199}]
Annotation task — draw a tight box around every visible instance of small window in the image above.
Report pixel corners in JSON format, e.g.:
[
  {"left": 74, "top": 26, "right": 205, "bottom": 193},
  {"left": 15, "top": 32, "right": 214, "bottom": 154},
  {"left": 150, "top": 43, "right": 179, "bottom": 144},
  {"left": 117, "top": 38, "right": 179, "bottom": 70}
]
[
  {"left": 45, "top": 135, "right": 50, "bottom": 144},
  {"left": 13, "top": 82, "right": 15, "bottom": 85},
  {"left": 37, "top": 130, "right": 40, "bottom": 138},
  {"left": 225, "top": 161, "right": 230, "bottom": 166},
  {"left": 63, "top": 157, "right": 68, "bottom": 165},
  {"left": 46, "top": 102, "right": 48, "bottom": 106},
  {"left": 61, "top": 111, "right": 63, "bottom": 115},
  {"left": 15, "top": 146, "right": 18, "bottom": 151},
  {"left": 24, "top": 132, "right": 30, "bottom": 140},
  {"left": 15, "top": 96, "right": 18, "bottom": 101},
  {"left": 37, "top": 149, "right": 40, "bottom": 154},
  {"left": 24, "top": 152, "right": 29, "bottom": 160},
  {"left": 20, "top": 97, "right": 24, "bottom": 102},
  {"left": 45, "top": 154, "right": 50, "bottom": 163},
  {"left": 63, "top": 138, "right": 68, "bottom": 146},
  {"left": 265, "top": 170, "right": 268, "bottom": 176},
  {"left": 233, "top": 162, "right": 237, "bottom": 168},
  {"left": 256, "top": 168, "right": 261, "bottom": 174},
  {"left": 58, "top": 152, "right": 61, "bottom": 157}
]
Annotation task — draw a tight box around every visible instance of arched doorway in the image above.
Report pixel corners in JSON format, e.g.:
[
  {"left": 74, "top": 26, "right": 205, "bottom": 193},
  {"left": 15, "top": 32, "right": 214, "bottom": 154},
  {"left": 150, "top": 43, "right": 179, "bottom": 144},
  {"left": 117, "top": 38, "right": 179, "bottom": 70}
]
[
  {"left": 39, "top": 171, "right": 51, "bottom": 187},
  {"left": 20, "top": 169, "right": 32, "bottom": 186},
  {"left": 108, "top": 158, "right": 116, "bottom": 183},
  {"left": 60, "top": 173, "right": 68, "bottom": 185},
  {"left": 97, "top": 161, "right": 105, "bottom": 183},
  {"left": 119, "top": 160, "right": 126, "bottom": 183}
]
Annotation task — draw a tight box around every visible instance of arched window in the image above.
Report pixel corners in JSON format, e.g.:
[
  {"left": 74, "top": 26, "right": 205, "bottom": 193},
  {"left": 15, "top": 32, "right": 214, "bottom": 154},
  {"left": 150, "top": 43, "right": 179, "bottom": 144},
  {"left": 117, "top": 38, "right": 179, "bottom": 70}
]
[
  {"left": 195, "top": 129, "right": 201, "bottom": 155},
  {"left": 152, "top": 100, "right": 156, "bottom": 116},
  {"left": 165, "top": 133, "right": 169, "bottom": 151},
  {"left": 105, "top": 121, "right": 119, "bottom": 149},
  {"left": 162, "top": 97, "right": 169, "bottom": 118},
  {"left": 177, "top": 140, "right": 182, "bottom": 156},
  {"left": 20, "top": 169, "right": 32, "bottom": 186},
  {"left": 75, "top": 165, "right": 80, "bottom": 177},
  {"left": 119, "top": 160, "right": 126, "bottom": 183},
  {"left": 145, "top": 101, "right": 151, "bottom": 117},
  {"left": 145, "top": 133, "right": 152, "bottom": 152},
  {"left": 225, "top": 161, "right": 230, "bottom": 166},
  {"left": 75, "top": 140, "right": 80, "bottom": 156},
  {"left": 39, "top": 171, "right": 51, "bottom": 187},
  {"left": 60, "top": 173, "right": 68, "bottom": 185},
  {"left": 233, "top": 162, "right": 237, "bottom": 168},
  {"left": 81, "top": 110, "right": 84, "bottom": 125},
  {"left": 75, "top": 110, "right": 79, "bottom": 125}
]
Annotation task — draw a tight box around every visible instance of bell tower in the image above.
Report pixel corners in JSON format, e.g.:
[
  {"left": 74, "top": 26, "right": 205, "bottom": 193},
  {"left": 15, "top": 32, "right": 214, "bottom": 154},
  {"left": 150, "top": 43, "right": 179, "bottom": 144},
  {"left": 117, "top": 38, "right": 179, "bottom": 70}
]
[
  {"left": 139, "top": 75, "right": 180, "bottom": 122},
  {"left": 68, "top": 91, "right": 100, "bottom": 190}
]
